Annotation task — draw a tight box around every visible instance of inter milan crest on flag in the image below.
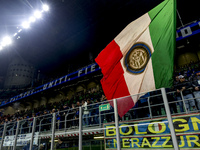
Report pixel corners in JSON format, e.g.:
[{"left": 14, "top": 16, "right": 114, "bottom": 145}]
[{"left": 124, "top": 43, "right": 152, "bottom": 74}]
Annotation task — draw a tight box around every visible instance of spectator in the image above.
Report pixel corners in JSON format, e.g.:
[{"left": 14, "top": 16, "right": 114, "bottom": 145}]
[
  {"left": 5, "top": 118, "right": 9, "bottom": 124},
  {"left": 56, "top": 138, "right": 65, "bottom": 149},
  {"left": 86, "top": 99, "right": 93, "bottom": 125},
  {"left": 174, "top": 75, "right": 180, "bottom": 85},
  {"left": 174, "top": 75, "right": 197, "bottom": 112},
  {"left": 39, "top": 144, "right": 44, "bottom": 150},
  {"left": 51, "top": 109, "right": 56, "bottom": 114},
  {"left": 93, "top": 99, "right": 100, "bottom": 124},
  {"left": 192, "top": 71, "right": 200, "bottom": 110},
  {"left": 70, "top": 103, "right": 77, "bottom": 127},
  {"left": 74, "top": 106, "right": 79, "bottom": 127},
  {"left": 166, "top": 88, "right": 177, "bottom": 114},
  {"left": 150, "top": 90, "right": 163, "bottom": 116},
  {"left": 42, "top": 110, "right": 51, "bottom": 131},
  {"left": 82, "top": 99, "right": 89, "bottom": 126},
  {"left": 56, "top": 109, "right": 61, "bottom": 129}
]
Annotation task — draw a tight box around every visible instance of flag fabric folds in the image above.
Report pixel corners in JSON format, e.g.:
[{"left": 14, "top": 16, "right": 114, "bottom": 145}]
[{"left": 95, "top": 0, "right": 176, "bottom": 117}]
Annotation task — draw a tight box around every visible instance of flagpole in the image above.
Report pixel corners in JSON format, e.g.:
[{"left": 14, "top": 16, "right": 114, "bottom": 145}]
[
  {"left": 113, "top": 99, "right": 121, "bottom": 150},
  {"left": 161, "top": 88, "right": 180, "bottom": 150},
  {"left": 176, "top": 10, "right": 184, "bottom": 27},
  {"left": 161, "top": 1, "right": 179, "bottom": 149},
  {"left": 79, "top": 106, "right": 83, "bottom": 150}
]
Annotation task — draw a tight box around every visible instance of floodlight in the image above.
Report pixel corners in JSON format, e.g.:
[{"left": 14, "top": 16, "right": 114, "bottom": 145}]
[
  {"left": 0, "top": 4, "right": 50, "bottom": 51},
  {"left": 2, "top": 36, "right": 12, "bottom": 46},
  {"left": 42, "top": 4, "right": 49, "bottom": 11},
  {"left": 22, "top": 21, "right": 30, "bottom": 29},
  {"left": 18, "top": 29, "right": 22, "bottom": 33},
  {"left": 29, "top": 17, "right": 36, "bottom": 23},
  {"left": 34, "top": 10, "right": 42, "bottom": 19}
]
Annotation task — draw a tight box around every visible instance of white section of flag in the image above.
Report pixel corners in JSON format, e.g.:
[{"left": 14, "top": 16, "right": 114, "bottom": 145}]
[{"left": 114, "top": 13, "right": 155, "bottom": 103}]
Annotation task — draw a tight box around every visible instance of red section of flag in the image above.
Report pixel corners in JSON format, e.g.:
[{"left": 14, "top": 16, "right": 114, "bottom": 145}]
[
  {"left": 95, "top": 40, "right": 123, "bottom": 77},
  {"left": 109, "top": 96, "right": 135, "bottom": 118},
  {"left": 95, "top": 40, "right": 135, "bottom": 117},
  {"left": 100, "top": 62, "right": 129, "bottom": 100}
]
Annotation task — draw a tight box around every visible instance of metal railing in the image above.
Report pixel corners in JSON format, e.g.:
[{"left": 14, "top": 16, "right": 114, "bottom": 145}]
[{"left": 1, "top": 88, "right": 200, "bottom": 150}]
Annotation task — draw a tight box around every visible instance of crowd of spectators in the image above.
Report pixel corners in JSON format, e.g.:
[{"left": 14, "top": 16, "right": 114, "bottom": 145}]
[
  {"left": 128, "top": 61, "right": 200, "bottom": 118},
  {"left": 0, "top": 88, "right": 108, "bottom": 134},
  {"left": 1, "top": 61, "right": 200, "bottom": 135}
]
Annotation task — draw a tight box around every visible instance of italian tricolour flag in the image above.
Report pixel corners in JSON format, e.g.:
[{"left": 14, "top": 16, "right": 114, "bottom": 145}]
[{"left": 95, "top": 0, "right": 176, "bottom": 117}]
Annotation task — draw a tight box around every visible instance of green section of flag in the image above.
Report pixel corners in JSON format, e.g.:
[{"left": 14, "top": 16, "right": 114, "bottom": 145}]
[{"left": 148, "top": 0, "right": 176, "bottom": 88}]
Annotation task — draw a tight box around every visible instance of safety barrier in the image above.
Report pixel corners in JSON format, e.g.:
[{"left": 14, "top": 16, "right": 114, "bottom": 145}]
[{"left": 0, "top": 88, "right": 200, "bottom": 150}]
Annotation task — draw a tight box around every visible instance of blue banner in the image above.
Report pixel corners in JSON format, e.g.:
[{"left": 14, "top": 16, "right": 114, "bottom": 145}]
[
  {"left": 0, "top": 63, "right": 100, "bottom": 107},
  {"left": 176, "top": 21, "right": 200, "bottom": 41}
]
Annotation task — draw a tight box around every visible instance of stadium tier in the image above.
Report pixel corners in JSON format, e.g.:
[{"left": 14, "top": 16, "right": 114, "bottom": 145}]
[{"left": 0, "top": 0, "right": 200, "bottom": 150}]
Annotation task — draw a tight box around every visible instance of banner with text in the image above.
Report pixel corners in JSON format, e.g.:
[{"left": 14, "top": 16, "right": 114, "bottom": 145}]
[
  {"left": 0, "top": 63, "right": 100, "bottom": 107},
  {"left": 3, "top": 132, "right": 39, "bottom": 147},
  {"left": 104, "top": 114, "right": 200, "bottom": 149}
]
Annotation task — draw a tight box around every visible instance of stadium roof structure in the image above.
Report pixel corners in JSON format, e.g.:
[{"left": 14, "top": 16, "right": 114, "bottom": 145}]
[{"left": 0, "top": 0, "right": 199, "bottom": 77}]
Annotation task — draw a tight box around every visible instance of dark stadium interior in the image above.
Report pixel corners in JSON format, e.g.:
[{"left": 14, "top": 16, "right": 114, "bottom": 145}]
[
  {"left": 0, "top": 0, "right": 199, "bottom": 117},
  {"left": 0, "top": 0, "right": 199, "bottom": 108},
  {"left": 0, "top": 0, "right": 200, "bottom": 149},
  {"left": 0, "top": 0, "right": 199, "bottom": 78}
]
